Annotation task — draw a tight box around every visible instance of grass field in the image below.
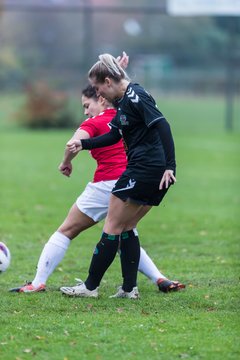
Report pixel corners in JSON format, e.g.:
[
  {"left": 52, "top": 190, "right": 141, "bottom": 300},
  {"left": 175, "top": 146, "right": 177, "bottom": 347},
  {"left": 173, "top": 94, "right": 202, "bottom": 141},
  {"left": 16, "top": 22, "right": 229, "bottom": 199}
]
[{"left": 0, "top": 94, "right": 239, "bottom": 360}]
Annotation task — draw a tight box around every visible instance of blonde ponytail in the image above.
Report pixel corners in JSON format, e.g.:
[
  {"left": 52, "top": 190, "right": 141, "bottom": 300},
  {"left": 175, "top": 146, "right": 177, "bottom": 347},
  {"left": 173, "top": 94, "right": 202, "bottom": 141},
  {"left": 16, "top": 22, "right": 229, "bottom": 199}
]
[{"left": 88, "top": 53, "right": 130, "bottom": 83}]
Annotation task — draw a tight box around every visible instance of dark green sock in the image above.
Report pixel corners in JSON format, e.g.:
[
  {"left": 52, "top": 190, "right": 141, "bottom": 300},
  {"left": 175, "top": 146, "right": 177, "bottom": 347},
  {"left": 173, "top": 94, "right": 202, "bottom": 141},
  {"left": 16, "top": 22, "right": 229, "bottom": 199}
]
[
  {"left": 85, "top": 232, "right": 119, "bottom": 290},
  {"left": 120, "top": 230, "right": 140, "bottom": 292}
]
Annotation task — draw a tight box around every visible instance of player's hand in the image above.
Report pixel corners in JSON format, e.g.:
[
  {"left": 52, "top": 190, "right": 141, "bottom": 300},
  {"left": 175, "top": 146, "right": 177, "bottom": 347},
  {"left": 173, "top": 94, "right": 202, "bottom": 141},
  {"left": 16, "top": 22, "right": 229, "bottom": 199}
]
[
  {"left": 159, "top": 170, "right": 176, "bottom": 190},
  {"left": 116, "top": 51, "right": 129, "bottom": 69},
  {"left": 59, "top": 161, "right": 72, "bottom": 177},
  {"left": 67, "top": 139, "right": 82, "bottom": 153}
]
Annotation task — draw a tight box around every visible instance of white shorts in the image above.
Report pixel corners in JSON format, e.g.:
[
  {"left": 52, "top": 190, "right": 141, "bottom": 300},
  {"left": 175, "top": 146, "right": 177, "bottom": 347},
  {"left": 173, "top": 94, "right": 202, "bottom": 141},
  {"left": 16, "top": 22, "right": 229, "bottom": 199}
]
[{"left": 76, "top": 180, "right": 117, "bottom": 222}]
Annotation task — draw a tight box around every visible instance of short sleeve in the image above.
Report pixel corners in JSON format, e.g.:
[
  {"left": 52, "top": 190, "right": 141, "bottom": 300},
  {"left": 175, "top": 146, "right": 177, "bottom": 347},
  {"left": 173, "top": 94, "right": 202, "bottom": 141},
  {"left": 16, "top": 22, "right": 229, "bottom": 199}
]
[{"left": 79, "top": 118, "right": 98, "bottom": 137}]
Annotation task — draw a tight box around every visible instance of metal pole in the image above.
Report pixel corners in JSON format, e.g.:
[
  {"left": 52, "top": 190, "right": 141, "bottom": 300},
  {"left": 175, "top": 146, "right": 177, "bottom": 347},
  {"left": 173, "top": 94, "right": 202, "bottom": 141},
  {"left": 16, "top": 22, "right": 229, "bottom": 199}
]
[
  {"left": 225, "top": 18, "right": 237, "bottom": 132},
  {"left": 82, "top": 0, "right": 94, "bottom": 73}
]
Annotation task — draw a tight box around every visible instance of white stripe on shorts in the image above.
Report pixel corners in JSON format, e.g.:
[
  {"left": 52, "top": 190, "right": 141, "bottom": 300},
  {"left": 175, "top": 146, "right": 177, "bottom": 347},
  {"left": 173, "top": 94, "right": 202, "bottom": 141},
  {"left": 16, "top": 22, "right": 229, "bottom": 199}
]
[{"left": 112, "top": 178, "right": 136, "bottom": 193}]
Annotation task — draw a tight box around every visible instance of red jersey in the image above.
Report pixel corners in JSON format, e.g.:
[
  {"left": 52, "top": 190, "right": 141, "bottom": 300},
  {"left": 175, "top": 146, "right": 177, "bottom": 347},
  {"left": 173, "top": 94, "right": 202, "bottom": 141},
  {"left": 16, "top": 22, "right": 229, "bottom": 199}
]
[{"left": 79, "top": 108, "right": 127, "bottom": 183}]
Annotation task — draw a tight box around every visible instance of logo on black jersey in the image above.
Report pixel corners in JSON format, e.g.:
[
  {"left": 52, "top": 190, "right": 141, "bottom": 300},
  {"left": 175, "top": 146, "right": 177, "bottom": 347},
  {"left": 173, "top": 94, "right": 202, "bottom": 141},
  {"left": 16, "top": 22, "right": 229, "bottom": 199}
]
[
  {"left": 126, "top": 87, "right": 139, "bottom": 103},
  {"left": 120, "top": 114, "right": 129, "bottom": 125}
]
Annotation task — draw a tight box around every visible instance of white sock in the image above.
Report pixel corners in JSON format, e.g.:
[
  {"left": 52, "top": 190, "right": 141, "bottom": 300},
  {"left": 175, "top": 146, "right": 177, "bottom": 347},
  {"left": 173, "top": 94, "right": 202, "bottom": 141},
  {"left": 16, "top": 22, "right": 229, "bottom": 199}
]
[
  {"left": 32, "top": 231, "right": 70, "bottom": 287},
  {"left": 138, "top": 247, "right": 166, "bottom": 284}
]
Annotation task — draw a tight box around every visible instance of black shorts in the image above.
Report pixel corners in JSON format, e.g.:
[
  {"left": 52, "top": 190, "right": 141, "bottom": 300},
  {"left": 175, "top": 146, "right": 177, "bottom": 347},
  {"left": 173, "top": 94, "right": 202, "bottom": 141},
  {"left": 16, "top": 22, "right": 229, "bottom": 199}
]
[{"left": 111, "top": 174, "right": 170, "bottom": 206}]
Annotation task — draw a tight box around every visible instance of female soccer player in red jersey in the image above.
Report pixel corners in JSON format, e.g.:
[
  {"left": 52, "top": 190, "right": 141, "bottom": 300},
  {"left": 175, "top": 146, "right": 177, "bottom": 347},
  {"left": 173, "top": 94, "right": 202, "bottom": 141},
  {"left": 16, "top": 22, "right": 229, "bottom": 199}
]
[{"left": 61, "top": 54, "right": 185, "bottom": 299}]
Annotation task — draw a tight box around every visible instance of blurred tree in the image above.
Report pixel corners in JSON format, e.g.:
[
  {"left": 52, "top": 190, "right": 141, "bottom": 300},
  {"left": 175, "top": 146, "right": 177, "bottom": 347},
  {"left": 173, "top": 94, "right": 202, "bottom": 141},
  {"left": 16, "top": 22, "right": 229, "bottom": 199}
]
[{"left": 16, "top": 81, "right": 79, "bottom": 129}]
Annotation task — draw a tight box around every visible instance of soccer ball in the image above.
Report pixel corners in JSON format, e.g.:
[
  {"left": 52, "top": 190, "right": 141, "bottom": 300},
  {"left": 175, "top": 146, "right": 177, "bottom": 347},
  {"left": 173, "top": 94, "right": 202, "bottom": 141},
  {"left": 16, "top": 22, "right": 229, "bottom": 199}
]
[{"left": 0, "top": 242, "right": 11, "bottom": 272}]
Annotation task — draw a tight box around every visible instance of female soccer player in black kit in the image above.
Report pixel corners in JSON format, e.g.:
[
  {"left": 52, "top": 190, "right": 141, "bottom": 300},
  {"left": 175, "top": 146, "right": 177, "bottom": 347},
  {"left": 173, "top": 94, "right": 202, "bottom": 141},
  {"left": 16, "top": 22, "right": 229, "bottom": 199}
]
[{"left": 61, "top": 54, "right": 181, "bottom": 299}]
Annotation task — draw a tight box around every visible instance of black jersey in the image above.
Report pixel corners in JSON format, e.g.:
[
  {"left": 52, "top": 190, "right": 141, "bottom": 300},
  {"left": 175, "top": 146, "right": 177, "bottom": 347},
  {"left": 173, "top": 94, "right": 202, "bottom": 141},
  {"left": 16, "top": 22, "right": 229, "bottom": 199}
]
[
  {"left": 81, "top": 82, "right": 176, "bottom": 183},
  {"left": 110, "top": 83, "right": 175, "bottom": 182}
]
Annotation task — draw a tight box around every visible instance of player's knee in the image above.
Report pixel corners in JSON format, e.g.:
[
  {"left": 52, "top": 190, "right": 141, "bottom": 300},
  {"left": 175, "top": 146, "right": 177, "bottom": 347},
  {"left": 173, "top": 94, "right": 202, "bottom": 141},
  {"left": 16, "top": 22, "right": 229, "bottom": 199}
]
[
  {"left": 123, "top": 222, "right": 138, "bottom": 231},
  {"left": 57, "top": 223, "right": 82, "bottom": 240},
  {"left": 104, "top": 222, "right": 124, "bottom": 235}
]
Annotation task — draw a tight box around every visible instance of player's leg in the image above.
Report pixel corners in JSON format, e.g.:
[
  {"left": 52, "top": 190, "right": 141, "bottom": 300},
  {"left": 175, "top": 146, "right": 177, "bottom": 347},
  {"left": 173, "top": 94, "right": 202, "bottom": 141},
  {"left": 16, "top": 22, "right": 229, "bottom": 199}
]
[
  {"left": 86, "top": 195, "right": 142, "bottom": 289},
  {"left": 138, "top": 247, "right": 167, "bottom": 283},
  {"left": 115, "top": 177, "right": 185, "bottom": 294},
  {"left": 118, "top": 205, "right": 163, "bottom": 284},
  {"left": 81, "top": 179, "right": 159, "bottom": 297},
  {"left": 39, "top": 181, "right": 114, "bottom": 286},
  {"left": 10, "top": 181, "right": 112, "bottom": 293},
  {"left": 9, "top": 204, "right": 96, "bottom": 293},
  {"left": 60, "top": 194, "right": 143, "bottom": 298},
  {"left": 31, "top": 204, "right": 96, "bottom": 288},
  {"left": 128, "top": 206, "right": 169, "bottom": 283},
  {"left": 114, "top": 204, "right": 150, "bottom": 296},
  {"left": 138, "top": 247, "right": 185, "bottom": 292}
]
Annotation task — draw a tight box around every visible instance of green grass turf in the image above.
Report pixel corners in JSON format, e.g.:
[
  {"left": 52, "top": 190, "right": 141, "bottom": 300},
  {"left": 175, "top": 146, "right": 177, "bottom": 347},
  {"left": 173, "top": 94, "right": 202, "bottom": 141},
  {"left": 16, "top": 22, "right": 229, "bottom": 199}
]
[{"left": 0, "top": 94, "right": 239, "bottom": 360}]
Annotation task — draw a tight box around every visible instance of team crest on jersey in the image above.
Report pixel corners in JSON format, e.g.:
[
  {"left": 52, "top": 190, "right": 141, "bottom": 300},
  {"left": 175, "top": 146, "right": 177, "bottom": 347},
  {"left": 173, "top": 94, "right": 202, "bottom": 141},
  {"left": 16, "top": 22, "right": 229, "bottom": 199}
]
[{"left": 120, "top": 114, "right": 129, "bottom": 125}]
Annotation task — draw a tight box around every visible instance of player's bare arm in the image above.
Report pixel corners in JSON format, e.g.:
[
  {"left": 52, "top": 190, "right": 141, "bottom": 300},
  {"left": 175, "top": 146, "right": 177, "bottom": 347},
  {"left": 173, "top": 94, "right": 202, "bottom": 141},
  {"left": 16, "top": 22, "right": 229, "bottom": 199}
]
[{"left": 60, "top": 129, "right": 90, "bottom": 176}]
